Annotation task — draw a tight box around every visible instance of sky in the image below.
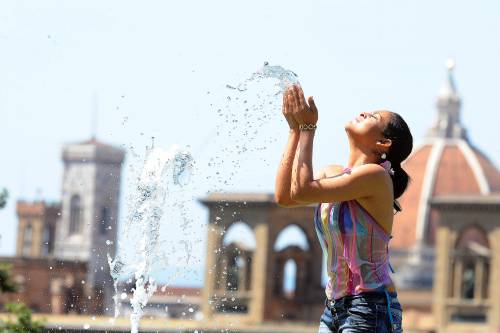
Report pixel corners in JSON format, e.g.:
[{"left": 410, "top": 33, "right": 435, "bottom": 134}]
[{"left": 1, "top": 0, "right": 500, "bottom": 285}]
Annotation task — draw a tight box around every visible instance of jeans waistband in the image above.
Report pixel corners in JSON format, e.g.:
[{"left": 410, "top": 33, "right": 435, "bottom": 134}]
[{"left": 325, "top": 291, "right": 398, "bottom": 310}]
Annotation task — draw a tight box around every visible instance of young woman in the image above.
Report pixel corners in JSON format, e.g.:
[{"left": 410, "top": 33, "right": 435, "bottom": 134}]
[{"left": 275, "top": 84, "right": 413, "bottom": 333}]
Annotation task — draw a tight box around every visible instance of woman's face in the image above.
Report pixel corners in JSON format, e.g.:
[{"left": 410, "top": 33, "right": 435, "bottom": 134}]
[{"left": 345, "top": 110, "right": 392, "bottom": 145}]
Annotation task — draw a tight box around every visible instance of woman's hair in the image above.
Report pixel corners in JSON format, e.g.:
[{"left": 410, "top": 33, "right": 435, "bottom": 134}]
[{"left": 382, "top": 112, "right": 413, "bottom": 212}]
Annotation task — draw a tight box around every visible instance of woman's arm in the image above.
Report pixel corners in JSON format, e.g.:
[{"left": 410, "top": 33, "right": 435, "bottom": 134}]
[
  {"left": 274, "top": 129, "right": 302, "bottom": 207},
  {"left": 275, "top": 87, "right": 304, "bottom": 207},
  {"left": 291, "top": 132, "right": 387, "bottom": 204},
  {"left": 289, "top": 85, "right": 387, "bottom": 204}
]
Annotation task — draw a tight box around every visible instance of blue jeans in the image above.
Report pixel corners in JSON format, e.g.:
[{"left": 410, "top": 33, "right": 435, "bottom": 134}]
[{"left": 318, "top": 292, "right": 403, "bottom": 332}]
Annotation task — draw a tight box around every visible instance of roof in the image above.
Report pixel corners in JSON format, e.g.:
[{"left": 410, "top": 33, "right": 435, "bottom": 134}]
[{"left": 200, "top": 192, "right": 275, "bottom": 205}]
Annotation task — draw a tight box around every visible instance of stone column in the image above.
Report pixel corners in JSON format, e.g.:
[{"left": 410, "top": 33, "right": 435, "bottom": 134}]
[
  {"left": 202, "top": 222, "right": 224, "bottom": 319},
  {"left": 50, "top": 278, "right": 64, "bottom": 314},
  {"left": 434, "top": 226, "right": 451, "bottom": 330},
  {"left": 474, "top": 259, "right": 484, "bottom": 300},
  {"left": 249, "top": 222, "right": 270, "bottom": 323},
  {"left": 488, "top": 229, "right": 500, "bottom": 330},
  {"left": 453, "top": 260, "right": 463, "bottom": 299},
  {"left": 239, "top": 253, "right": 248, "bottom": 291}
]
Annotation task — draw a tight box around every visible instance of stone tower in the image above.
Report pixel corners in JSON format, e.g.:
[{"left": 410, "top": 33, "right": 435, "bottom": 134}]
[
  {"left": 54, "top": 138, "right": 125, "bottom": 313},
  {"left": 200, "top": 193, "right": 324, "bottom": 324},
  {"left": 16, "top": 201, "right": 60, "bottom": 258}
]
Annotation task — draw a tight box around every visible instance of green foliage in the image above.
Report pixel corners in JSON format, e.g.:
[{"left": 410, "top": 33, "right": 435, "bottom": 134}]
[
  {"left": 0, "top": 303, "right": 44, "bottom": 333},
  {"left": 0, "top": 264, "right": 45, "bottom": 332},
  {"left": 0, "top": 189, "right": 7, "bottom": 209},
  {"left": 0, "top": 264, "right": 17, "bottom": 294}
]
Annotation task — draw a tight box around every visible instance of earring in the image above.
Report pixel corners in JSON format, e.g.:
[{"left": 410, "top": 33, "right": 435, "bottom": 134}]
[{"left": 381, "top": 153, "right": 387, "bottom": 160}]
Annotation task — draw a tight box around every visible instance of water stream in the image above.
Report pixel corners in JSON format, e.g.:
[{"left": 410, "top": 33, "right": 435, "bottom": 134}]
[{"left": 108, "top": 144, "right": 194, "bottom": 333}]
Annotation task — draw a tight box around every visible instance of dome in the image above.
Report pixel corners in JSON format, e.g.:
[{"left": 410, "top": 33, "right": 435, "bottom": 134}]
[{"left": 391, "top": 61, "right": 500, "bottom": 250}]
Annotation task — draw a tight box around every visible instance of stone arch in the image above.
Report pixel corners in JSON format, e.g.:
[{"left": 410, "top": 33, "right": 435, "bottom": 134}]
[
  {"left": 455, "top": 224, "right": 490, "bottom": 250},
  {"left": 273, "top": 224, "right": 310, "bottom": 252},
  {"left": 222, "top": 221, "right": 256, "bottom": 250}
]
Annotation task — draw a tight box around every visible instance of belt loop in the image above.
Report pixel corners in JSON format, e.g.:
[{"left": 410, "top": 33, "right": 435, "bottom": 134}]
[
  {"left": 383, "top": 288, "right": 396, "bottom": 332},
  {"left": 325, "top": 298, "right": 335, "bottom": 311}
]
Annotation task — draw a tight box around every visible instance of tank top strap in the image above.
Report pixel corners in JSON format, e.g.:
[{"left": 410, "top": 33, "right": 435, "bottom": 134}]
[{"left": 342, "top": 161, "right": 393, "bottom": 175}]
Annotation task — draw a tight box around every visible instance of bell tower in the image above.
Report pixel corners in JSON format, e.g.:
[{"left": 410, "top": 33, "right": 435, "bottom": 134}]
[{"left": 54, "top": 138, "right": 125, "bottom": 313}]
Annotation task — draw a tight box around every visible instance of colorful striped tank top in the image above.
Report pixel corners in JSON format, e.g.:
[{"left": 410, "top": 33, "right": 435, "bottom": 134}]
[{"left": 314, "top": 161, "right": 396, "bottom": 301}]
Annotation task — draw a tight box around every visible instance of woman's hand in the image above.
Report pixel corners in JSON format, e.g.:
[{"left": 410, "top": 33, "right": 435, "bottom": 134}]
[
  {"left": 288, "top": 84, "right": 318, "bottom": 126},
  {"left": 283, "top": 88, "right": 299, "bottom": 130}
]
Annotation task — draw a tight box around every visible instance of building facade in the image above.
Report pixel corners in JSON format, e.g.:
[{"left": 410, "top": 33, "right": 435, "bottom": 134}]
[
  {"left": 200, "top": 193, "right": 324, "bottom": 324},
  {"left": 433, "top": 196, "right": 500, "bottom": 333},
  {"left": 15, "top": 201, "right": 60, "bottom": 258}
]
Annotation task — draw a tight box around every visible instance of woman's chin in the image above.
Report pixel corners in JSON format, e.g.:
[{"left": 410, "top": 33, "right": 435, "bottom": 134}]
[{"left": 344, "top": 121, "right": 355, "bottom": 131}]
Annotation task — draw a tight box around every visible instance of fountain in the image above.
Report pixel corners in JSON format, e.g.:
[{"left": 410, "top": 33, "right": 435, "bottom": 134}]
[{"left": 108, "top": 62, "right": 299, "bottom": 332}]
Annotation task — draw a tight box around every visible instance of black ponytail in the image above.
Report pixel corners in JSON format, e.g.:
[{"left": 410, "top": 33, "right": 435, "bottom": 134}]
[{"left": 382, "top": 112, "right": 413, "bottom": 213}]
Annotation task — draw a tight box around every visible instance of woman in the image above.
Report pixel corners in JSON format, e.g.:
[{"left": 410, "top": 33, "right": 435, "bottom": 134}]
[{"left": 275, "top": 84, "right": 413, "bottom": 333}]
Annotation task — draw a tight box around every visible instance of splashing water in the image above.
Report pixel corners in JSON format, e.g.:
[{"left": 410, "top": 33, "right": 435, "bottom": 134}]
[
  {"left": 204, "top": 62, "right": 300, "bottom": 192},
  {"left": 226, "top": 62, "right": 299, "bottom": 93},
  {"left": 108, "top": 145, "right": 194, "bottom": 333}
]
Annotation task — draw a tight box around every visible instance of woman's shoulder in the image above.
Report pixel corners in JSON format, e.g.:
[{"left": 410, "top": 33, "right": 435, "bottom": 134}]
[{"left": 314, "top": 164, "right": 345, "bottom": 179}]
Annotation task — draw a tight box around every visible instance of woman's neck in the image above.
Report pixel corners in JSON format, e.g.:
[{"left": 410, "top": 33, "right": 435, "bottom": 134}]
[{"left": 346, "top": 144, "right": 379, "bottom": 169}]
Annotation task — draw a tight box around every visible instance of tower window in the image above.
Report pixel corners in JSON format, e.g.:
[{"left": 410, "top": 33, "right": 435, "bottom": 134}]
[
  {"left": 22, "top": 223, "right": 32, "bottom": 256},
  {"left": 69, "top": 195, "right": 82, "bottom": 234},
  {"left": 100, "top": 206, "right": 109, "bottom": 235}
]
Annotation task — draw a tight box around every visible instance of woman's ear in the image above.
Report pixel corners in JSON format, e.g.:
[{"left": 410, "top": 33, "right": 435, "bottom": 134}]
[{"left": 376, "top": 138, "right": 392, "bottom": 150}]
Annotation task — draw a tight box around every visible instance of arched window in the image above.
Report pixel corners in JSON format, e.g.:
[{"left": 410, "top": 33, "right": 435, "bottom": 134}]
[
  {"left": 222, "top": 222, "right": 256, "bottom": 249},
  {"left": 100, "top": 206, "right": 109, "bottom": 235},
  {"left": 22, "top": 224, "right": 32, "bottom": 256},
  {"left": 69, "top": 195, "right": 82, "bottom": 234},
  {"left": 274, "top": 225, "right": 309, "bottom": 252},
  {"left": 451, "top": 225, "right": 490, "bottom": 301},
  {"left": 42, "top": 228, "right": 50, "bottom": 256}
]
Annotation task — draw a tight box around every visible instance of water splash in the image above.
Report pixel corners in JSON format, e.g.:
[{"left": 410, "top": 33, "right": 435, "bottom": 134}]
[
  {"left": 203, "top": 62, "right": 299, "bottom": 192},
  {"left": 108, "top": 145, "right": 194, "bottom": 333},
  {"left": 226, "top": 62, "right": 299, "bottom": 93}
]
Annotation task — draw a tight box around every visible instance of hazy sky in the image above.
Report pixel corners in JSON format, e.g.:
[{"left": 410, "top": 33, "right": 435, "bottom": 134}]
[{"left": 2, "top": 0, "right": 500, "bottom": 284}]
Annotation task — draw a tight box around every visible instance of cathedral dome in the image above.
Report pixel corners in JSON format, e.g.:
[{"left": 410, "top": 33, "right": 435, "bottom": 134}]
[{"left": 391, "top": 61, "right": 500, "bottom": 249}]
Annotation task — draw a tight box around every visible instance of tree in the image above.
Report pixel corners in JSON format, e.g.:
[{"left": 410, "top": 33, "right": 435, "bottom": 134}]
[
  {"left": 0, "top": 190, "right": 14, "bottom": 293},
  {"left": 0, "top": 189, "right": 7, "bottom": 209},
  {"left": 0, "top": 303, "right": 44, "bottom": 333},
  {"left": 0, "top": 264, "right": 16, "bottom": 293}
]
